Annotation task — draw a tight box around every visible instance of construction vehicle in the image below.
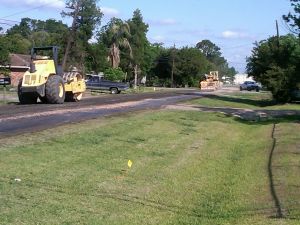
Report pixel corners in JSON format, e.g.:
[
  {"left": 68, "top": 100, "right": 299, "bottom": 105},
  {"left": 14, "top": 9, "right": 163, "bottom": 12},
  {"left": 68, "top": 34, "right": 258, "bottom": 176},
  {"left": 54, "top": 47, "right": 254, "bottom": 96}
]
[
  {"left": 199, "top": 71, "right": 222, "bottom": 91},
  {"left": 18, "top": 46, "right": 86, "bottom": 104}
]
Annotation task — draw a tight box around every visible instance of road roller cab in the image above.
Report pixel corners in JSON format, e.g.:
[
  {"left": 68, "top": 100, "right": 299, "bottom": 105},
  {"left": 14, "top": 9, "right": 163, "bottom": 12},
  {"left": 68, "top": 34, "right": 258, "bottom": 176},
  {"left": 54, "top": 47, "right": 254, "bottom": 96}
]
[{"left": 18, "top": 46, "right": 85, "bottom": 104}]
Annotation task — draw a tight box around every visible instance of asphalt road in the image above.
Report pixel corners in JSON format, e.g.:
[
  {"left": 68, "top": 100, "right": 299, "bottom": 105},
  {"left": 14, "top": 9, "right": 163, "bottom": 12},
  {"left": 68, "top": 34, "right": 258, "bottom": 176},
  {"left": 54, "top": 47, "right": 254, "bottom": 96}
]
[{"left": 0, "top": 90, "right": 200, "bottom": 137}]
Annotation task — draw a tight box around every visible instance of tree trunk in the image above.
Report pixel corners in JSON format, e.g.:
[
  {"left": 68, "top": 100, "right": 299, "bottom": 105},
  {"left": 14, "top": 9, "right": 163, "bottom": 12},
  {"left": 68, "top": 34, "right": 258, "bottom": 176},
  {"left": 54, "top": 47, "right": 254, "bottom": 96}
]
[
  {"left": 134, "top": 64, "right": 138, "bottom": 89},
  {"left": 62, "top": 2, "right": 81, "bottom": 71},
  {"left": 110, "top": 43, "right": 120, "bottom": 68}
]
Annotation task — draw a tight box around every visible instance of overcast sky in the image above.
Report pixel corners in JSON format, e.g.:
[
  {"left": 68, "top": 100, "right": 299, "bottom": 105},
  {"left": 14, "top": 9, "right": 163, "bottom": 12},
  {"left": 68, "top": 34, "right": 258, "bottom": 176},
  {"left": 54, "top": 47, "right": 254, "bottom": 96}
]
[{"left": 0, "top": 0, "right": 293, "bottom": 72}]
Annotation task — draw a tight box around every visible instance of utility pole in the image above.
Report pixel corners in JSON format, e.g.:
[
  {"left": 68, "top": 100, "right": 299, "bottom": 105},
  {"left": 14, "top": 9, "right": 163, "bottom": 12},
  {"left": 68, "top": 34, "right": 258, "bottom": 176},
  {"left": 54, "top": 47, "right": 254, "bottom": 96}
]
[
  {"left": 134, "top": 64, "right": 138, "bottom": 89},
  {"left": 276, "top": 20, "right": 280, "bottom": 48},
  {"left": 171, "top": 44, "right": 175, "bottom": 88}
]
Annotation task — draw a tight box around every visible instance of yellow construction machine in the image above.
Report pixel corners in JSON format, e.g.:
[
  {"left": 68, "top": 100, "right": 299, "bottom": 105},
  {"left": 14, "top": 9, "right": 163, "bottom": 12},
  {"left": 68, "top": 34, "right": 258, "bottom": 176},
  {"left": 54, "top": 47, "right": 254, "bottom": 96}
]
[
  {"left": 199, "top": 71, "right": 221, "bottom": 91},
  {"left": 18, "top": 46, "right": 86, "bottom": 104}
]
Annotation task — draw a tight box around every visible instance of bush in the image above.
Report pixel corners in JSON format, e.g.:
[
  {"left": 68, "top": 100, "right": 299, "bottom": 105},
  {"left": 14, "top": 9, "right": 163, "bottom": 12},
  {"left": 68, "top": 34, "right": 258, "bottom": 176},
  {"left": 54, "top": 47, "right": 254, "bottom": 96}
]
[{"left": 104, "top": 67, "right": 126, "bottom": 81}]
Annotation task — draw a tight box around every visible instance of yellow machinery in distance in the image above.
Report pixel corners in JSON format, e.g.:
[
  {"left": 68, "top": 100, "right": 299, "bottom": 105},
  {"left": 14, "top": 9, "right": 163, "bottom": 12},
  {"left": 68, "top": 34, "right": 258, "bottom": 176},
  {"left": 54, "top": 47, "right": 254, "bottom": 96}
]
[
  {"left": 18, "top": 46, "right": 86, "bottom": 104},
  {"left": 199, "top": 71, "right": 222, "bottom": 91}
]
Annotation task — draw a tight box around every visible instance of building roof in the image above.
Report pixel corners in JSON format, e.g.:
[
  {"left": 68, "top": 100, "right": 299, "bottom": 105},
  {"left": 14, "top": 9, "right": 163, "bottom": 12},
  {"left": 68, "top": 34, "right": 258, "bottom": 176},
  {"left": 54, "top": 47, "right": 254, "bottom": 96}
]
[{"left": 9, "top": 54, "right": 31, "bottom": 68}]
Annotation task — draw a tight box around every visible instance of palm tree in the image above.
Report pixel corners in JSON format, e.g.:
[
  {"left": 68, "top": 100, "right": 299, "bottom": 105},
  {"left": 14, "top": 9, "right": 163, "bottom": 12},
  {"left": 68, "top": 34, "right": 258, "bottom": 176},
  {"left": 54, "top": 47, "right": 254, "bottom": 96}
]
[{"left": 108, "top": 21, "right": 132, "bottom": 68}]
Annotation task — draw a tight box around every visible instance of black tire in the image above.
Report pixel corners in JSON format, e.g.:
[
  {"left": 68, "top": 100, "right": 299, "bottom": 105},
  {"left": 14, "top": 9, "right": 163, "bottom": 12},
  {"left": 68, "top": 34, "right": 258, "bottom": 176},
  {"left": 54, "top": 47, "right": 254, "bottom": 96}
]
[
  {"left": 18, "top": 78, "right": 38, "bottom": 104},
  {"left": 65, "top": 92, "right": 74, "bottom": 102},
  {"left": 110, "top": 87, "right": 119, "bottom": 94},
  {"left": 65, "top": 92, "right": 83, "bottom": 102},
  {"left": 240, "top": 86, "right": 243, "bottom": 91},
  {"left": 45, "top": 75, "right": 65, "bottom": 104},
  {"left": 256, "top": 88, "right": 259, "bottom": 92},
  {"left": 39, "top": 96, "right": 48, "bottom": 103}
]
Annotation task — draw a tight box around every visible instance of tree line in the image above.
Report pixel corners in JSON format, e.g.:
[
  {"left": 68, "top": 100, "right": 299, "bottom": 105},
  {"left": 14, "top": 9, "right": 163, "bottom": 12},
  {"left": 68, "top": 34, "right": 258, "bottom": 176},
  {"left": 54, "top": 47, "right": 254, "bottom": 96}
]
[
  {"left": 0, "top": 0, "right": 236, "bottom": 88},
  {"left": 247, "top": 0, "right": 300, "bottom": 102}
]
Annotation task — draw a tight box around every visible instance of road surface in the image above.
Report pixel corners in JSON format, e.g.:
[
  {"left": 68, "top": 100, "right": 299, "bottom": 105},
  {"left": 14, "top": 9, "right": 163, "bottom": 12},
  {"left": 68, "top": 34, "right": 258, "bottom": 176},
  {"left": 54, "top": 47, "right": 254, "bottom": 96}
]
[{"left": 0, "top": 90, "right": 201, "bottom": 137}]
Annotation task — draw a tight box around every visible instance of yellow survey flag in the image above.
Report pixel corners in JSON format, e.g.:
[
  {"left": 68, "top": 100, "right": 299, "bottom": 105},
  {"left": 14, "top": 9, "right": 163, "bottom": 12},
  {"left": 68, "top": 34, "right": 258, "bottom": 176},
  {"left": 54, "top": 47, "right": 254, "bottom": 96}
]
[{"left": 128, "top": 160, "right": 133, "bottom": 168}]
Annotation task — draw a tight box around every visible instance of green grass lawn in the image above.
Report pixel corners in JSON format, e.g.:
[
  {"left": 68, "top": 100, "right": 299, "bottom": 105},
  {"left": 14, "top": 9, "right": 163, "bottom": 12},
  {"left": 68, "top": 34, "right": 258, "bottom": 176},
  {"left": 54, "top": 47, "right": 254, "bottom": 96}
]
[
  {"left": 126, "top": 86, "right": 175, "bottom": 94},
  {"left": 0, "top": 109, "right": 299, "bottom": 224},
  {"left": 189, "top": 92, "right": 300, "bottom": 110}
]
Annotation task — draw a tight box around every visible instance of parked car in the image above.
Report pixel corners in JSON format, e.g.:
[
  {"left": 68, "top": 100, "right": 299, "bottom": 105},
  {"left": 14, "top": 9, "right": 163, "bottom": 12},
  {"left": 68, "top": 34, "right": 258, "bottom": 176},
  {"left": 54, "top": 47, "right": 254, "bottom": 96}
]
[
  {"left": 85, "top": 75, "right": 129, "bottom": 94},
  {"left": 239, "top": 81, "right": 261, "bottom": 92}
]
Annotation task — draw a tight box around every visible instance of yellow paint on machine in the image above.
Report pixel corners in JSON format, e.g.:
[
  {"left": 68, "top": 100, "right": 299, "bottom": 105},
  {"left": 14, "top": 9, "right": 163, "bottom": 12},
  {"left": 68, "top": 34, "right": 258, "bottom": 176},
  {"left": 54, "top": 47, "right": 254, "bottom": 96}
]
[
  {"left": 19, "top": 46, "right": 86, "bottom": 103},
  {"left": 199, "top": 71, "right": 222, "bottom": 91}
]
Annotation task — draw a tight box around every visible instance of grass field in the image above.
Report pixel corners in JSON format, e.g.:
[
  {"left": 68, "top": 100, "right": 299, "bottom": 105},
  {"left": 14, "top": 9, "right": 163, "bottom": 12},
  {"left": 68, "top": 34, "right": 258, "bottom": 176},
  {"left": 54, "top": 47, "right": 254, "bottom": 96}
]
[
  {"left": 0, "top": 101, "right": 299, "bottom": 224},
  {"left": 189, "top": 91, "right": 300, "bottom": 110}
]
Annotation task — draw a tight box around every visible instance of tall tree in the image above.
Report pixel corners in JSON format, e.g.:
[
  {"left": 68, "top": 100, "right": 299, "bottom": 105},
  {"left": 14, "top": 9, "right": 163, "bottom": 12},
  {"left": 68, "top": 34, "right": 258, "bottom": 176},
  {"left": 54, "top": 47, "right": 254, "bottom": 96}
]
[
  {"left": 0, "top": 33, "right": 31, "bottom": 68},
  {"left": 6, "top": 18, "right": 68, "bottom": 51},
  {"left": 85, "top": 42, "right": 109, "bottom": 73},
  {"left": 283, "top": 0, "right": 300, "bottom": 35},
  {"left": 3, "top": 34, "right": 31, "bottom": 54},
  {"left": 176, "top": 47, "right": 210, "bottom": 87},
  {"left": 7, "top": 18, "right": 32, "bottom": 38},
  {"left": 127, "top": 9, "right": 149, "bottom": 86},
  {"left": 143, "top": 43, "right": 164, "bottom": 83},
  {"left": 61, "top": 0, "right": 103, "bottom": 71},
  {"left": 153, "top": 47, "right": 211, "bottom": 87},
  {"left": 0, "top": 36, "right": 9, "bottom": 65},
  {"left": 153, "top": 49, "right": 174, "bottom": 87},
  {"left": 196, "top": 39, "right": 221, "bottom": 61},
  {"left": 247, "top": 34, "right": 300, "bottom": 102},
  {"left": 196, "top": 40, "right": 236, "bottom": 82},
  {"left": 98, "top": 18, "right": 132, "bottom": 69},
  {"left": 109, "top": 21, "right": 132, "bottom": 69}
]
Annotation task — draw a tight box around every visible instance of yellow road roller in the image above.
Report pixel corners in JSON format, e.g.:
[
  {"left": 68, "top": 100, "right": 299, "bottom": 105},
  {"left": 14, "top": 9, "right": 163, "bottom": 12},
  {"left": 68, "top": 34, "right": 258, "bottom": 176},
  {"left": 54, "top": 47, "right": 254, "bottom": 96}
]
[{"left": 18, "top": 46, "right": 86, "bottom": 104}]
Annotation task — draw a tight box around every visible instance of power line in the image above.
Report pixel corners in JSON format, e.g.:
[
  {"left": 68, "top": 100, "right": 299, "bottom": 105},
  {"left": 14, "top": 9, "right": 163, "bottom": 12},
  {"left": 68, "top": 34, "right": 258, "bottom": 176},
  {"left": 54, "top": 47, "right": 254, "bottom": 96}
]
[
  {"left": 0, "top": 18, "right": 19, "bottom": 28},
  {"left": 279, "top": 17, "right": 296, "bottom": 34},
  {"left": 0, "top": 18, "right": 20, "bottom": 23},
  {"left": 276, "top": 20, "right": 280, "bottom": 47},
  {"left": 0, "top": 2, "right": 58, "bottom": 19},
  {"left": 0, "top": 22, "right": 14, "bottom": 27}
]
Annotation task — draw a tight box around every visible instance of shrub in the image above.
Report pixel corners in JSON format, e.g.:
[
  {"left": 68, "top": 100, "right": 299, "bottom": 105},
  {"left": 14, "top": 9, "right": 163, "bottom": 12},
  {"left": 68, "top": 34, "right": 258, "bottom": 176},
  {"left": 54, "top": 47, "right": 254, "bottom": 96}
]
[{"left": 104, "top": 67, "right": 126, "bottom": 81}]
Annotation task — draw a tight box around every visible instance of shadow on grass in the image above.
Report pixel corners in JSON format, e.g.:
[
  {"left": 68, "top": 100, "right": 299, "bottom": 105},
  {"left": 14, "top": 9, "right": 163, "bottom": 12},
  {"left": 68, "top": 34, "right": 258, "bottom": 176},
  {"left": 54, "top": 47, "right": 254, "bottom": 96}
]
[
  {"left": 220, "top": 116, "right": 300, "bottom": 220},
  {"left": 237, "top": 118, "right": 300, "bottom": 220},
  {"left": 268, "top": 124, "right": 284, "bottom": 219},
  {"left": 177, "top": 106, "right": 299, "bottom": 219},
  {"left": 232, "top": 115, "right": 300, "bottom": 125},
  {"left": 203, "top": 94, "right": 277, "bottom": 107},
  {"left": 187, "top": 92, "right": 300, "bottom": 108},
  {"left": 182, "top": 104, "right": 300, "bottom": 125}
]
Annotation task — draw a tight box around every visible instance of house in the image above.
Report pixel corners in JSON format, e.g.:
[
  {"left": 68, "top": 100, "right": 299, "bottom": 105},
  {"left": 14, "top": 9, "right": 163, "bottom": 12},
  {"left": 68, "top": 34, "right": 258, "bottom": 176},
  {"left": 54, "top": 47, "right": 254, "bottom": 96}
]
[{"left": 0, "top": 54, "right": 30, "bottom": 87}]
